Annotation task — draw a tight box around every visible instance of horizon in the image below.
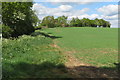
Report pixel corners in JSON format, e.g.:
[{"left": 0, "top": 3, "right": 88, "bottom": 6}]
[{"left": 32, "top": 2, "right": 118, "bottom": 28}]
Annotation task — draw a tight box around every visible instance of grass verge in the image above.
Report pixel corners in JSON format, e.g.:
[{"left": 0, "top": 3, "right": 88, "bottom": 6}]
[{"left": 2, "top": 35, "right": 69, "bottom": 78}]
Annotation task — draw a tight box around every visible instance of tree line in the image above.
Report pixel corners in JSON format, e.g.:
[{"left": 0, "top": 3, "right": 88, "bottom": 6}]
[
  {"left": 37, "top": 16, "right": 111, "bottom": 29},
  {"left": 2, "top": 2, "right": 111, "bottom": 38}
]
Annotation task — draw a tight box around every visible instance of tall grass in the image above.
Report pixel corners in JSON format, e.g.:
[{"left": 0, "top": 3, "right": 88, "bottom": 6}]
[{"left": 2, "top": 35, "right": 68, "bottom": 78}]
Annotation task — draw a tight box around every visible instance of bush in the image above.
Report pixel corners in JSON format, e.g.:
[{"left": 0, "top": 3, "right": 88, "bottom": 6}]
[
  {"left": 2, "top": 2, "right": 36, "bottom": 38},
  {"left": 12, "top": 20, "right": 35, "bottom": 37},
  {"left": 0, "top": 24, "right": 2, "bottom": 33},
  {"left": 35, "top": 24, "right": 42, "bottom": 30},
  {"left": 2, "top": 25, "right": 13, "bottom": 38}
]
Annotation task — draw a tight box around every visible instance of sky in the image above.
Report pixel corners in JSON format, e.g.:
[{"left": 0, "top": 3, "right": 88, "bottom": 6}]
[{"left": 32, "top": 1, "right": 119, "bottom": 28}]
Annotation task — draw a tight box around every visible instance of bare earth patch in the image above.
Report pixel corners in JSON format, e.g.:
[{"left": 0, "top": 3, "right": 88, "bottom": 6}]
[{"left": 51, "top": 40, "right": 118, "bottom": 78}]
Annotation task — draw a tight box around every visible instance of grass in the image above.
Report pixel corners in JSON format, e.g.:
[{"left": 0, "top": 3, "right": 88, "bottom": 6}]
[
  {"left": 2, "top": 35, "right": 69, "bottom": 78},
  {"left": 2, "top": 27, "right": 118, "bottom": 78},
  {"left": 43, "top": 27, "right": 118, "bottom": 67}
]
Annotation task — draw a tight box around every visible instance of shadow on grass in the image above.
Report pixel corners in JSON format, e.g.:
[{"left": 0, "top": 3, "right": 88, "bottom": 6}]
[
  {"left": 2, "top": 62, "right": 69, "bottom": 79},
  {"left": 2, "top": 62, "right": 119, "bottom": 79},
  {"left": 31, "top": 32, "right": 62, "bottom": 39},
  {"left": 67, "top": 65, "right": 118, "bottom": 78}
]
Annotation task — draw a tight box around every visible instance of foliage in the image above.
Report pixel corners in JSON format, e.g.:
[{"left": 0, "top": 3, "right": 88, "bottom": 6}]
[
  {"left": 31, "top": 11, "right": 40, "bottom": 27},
  {"left": 2, "top": 2, "right": 38, "bottom": 37},
  {"left": 90, "top": 20, "right": 97, "bottom": 27},
  {"left": 34, "top": 24, "right": 42, "bottom": 30},
  {"left": 41, "top": 16, "right": 55, "bottom": 28},
  {"left": 0, "top": 24, "right": 2, "bottom": 33},
  {"left": 69, "top": 17, "right": 110, "bottom": 27},
  {"left": 2, "top": 25, "right": 13, "bottom": 38},
  {"left": 2, "top": 34, "right": 67, "bottom": 78},
  {"left": 40, "top": 16, "right": 111, "bottom": 28},
  {"left": 2, "top": 27, "right": 118, "bottom": 78},
  {"left": 99, "top": 19, "right": 111, "bottom": 27},
  {"left": 81, "top": 18, "right": 91, "bottom": 27},
  {"left": 55, "top": 16, "right": 68, "bottom": 27},
  {"left": 69, "top": 18, "right": 78, "bottom": 27},
  {"left": 41, "top": 15, "right": 68, "bottom": 28}
]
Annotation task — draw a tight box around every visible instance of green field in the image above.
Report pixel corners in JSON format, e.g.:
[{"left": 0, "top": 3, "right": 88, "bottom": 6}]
[
  {"left": 2, "top": 27, "right": 118, "bottom": 78},
  {"left": 43, "top": 27, "right": 118, "bottom": 67}
]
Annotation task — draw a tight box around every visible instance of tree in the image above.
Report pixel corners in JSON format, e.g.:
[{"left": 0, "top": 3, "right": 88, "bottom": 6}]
[
  {"left": 105, "top": 21, "right": 111, "bottom": 28},
  {"left": 93, "top": 18, "right": 111, "bottom": 28},
  {"left": 31, "top": 11, "right": 40, "bottom": 27},
  {"left": 55, "top": 15, "right": 68, "bottom": 27},
  {"left": 90, "top": 20, "right": 97, "bottom": 27},
  {"left": 70, "top": 18, "right": 76, "bottom": 27},
  {"left": 70, "top": 17, "right": 82, "bottom": 27},
  {"left": 100, "top": 19, "right": 111, "bottom": 28},
  {"left": 2, "top": 2, "right": 37, "bottom": 37},
  {"left": 81, "top": 18, "right": 91, "bottom": 27},
  {"left": 76, "top": 18, "right": 82, "bottom": 27},
  {"left": 41, "top": 16, "right": 55, "bottom": 28},
  {"left": 94, "top": 18, "right": 101, "bottom": 27},
  {"left": 2, "top": 25, "right": 13, "bottom": 38},
  {"left": 40, "top": 16, "right": 111, "bottom": 28}
]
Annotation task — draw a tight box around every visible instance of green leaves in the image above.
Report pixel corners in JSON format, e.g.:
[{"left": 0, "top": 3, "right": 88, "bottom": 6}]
[
  {"left": 2, "top": 25, "right": 13, "bottom": 38},
  {"left": 2, "top": 34, "right": 67, "bottom": 78},
  {"left": 41, "top": 16, "right": 55, "bottom": 28},
  {"left": 69, "top": 17, "right": 111, "bottom": 27},
  {"left": 2, "top": 2, "right": 37, "bottom": 38},
  {"left": 41, "top": 16, "right": 68, "bottom": 28},
  {"left": 55, "top": 16, "right": 68, "bottom": 27}
]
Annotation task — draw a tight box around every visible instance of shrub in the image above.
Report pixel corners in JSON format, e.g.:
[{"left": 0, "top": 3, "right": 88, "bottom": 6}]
[
  {"left": 0, "top": 24, "right": 2, "bottom": 33},
  {"left": 2, "top": 2, "right": 36, "bottom": 37},
  {"left": 11, "top": 20, "right": 35, "bottom": 37},
  {"left": 35, "top": 24, "right": 42, "bottom": 30},
  {"left": 2, "top": 25, "right": 13, "bottom": 38}
]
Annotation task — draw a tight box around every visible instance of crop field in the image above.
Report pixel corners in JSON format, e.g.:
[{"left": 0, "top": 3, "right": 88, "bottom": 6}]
[
  {"left": 2, "top": 1, "right": 119, "bottom": 79},
  {"left": 2, "top": 27, "right": 118, "bottom": 78},
  {"left": 43, "top": 27, "right": 118, "bottom": 67}
]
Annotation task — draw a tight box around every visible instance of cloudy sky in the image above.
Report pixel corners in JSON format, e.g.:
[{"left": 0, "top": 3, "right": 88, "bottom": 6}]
[{"left": 32, "top": 1, "right": 119, "bottom": 28}]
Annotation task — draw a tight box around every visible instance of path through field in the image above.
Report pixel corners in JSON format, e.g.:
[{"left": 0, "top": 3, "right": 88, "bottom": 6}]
[
  {"left": 2, "top": 27, "right": 118, "bottom": 78},
  {"left": 44, "top": 27, "right": 118, "bottom": 78},
  {"left": 51, "top": 40, "right": 118, "bottom": 78}
]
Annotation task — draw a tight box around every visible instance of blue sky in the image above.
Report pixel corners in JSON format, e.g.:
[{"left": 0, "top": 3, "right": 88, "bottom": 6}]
[
  {"left": 32, "top": 1, "right": 118, "bottom": 28},
  {"left": 38, "top": 2, "right": 117, "bottom": 15}
]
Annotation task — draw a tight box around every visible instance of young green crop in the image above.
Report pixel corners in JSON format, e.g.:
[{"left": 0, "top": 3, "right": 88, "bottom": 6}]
[
  {"left": 43, "top": 27, "right": 118, "bottom": 67},
  {"left": 2, "top": 27, "right": 118, "bottom": 78}
]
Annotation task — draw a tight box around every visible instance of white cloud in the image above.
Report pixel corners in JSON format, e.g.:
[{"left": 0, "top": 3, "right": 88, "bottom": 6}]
[
  {"left": 97, "top": 4, "right": 118, "bottom": 16},
  {"left": 86, "top": 14, "right": 100, "bottom": 19},
  {"left": 59, "top": 5, "right": 72, "bottom": 11},
  {"left": 99, "top": 15, "right": 118, "bottom": 28},
  {"left": 68, "top": 14, "right": 100, "bottom": 20},
  {"left": 109, "top": 20, "right": 118, "bottom": 28},
  {"left": 32, "top": 3, "right": 47, "bottom": 16},
  {"left": 38, "top": 0, "right": 119, "bottom": 2},
  {"left": 68, "top": 8, "right": 90, "bottom": 17},
  {"left": 103, "top": 14, "right": 118, "bottom": 20},
  {"left": 33, "top": 3, "right": 118, "bottom": 28},
  {"left": 97, "top": 4, "right": 118, "bottom": 28},
  {"left": 33, "top": 3, "right": 89, "bottom": 19}
]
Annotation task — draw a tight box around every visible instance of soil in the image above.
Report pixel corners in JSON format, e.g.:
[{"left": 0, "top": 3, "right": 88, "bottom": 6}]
[{"left": 50, "top": 41, "right": 118, "bottom": 78}]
